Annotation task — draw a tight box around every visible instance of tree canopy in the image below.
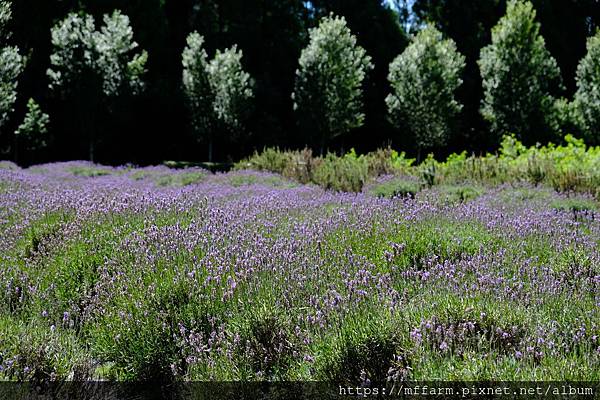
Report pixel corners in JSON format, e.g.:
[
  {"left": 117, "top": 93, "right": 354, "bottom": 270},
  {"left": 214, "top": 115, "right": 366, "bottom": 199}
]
[
  {"left": 47, "top": 10, "right": 147, "bottom": 161},
  {"left": 387, "top": 26, "right": 465, "bottom": 153},
  {"left": 2, "top": 0, "right": 599, "bottom": 164},
  {"left": 0, "top": 0, "right": 23, "bottom": 134},
  {"left": 293, "top": 14, "right": 373, "bottom": 152},
  {"left": 574, "top": 30, "right": 600, "bottom": 142},
  {"left": 479, "top": 0, "right": 562, "bottom": 143}
]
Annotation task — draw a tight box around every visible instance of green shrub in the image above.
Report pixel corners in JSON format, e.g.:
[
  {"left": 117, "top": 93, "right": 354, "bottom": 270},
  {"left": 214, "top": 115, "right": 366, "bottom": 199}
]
[
  {"left": 0, "top": 160, "right": 18, "bottom": 170},
  {"left": 15, "top": 98, "right": 50, "bottom": 153},
  {"left": 0, "top": 317, "right": 91, "bottom": 381},
  {"left": 364, "top": 147, "right": 415, "bottom": 177},
  {"left": 154, "top": 170, "right": 206, "bottom": 187},
  {"left": 234, "top": 148, "right": 291, "bottom": 174},
  {"left": 224, "top": 172, "right": 295, "bottom": 188},
  {"left": 313, "top": 149, "right": 368, "bottom": 192},
  {"left": 367, "top": 176, "right": 421, "bottom": 199},
  {"left": 239, "top": 134, "right": 600, "bottom": 196},
  {"left": 67, "top": 166, "right": 111, "bottom": 178},
  {"left": 238, "top": 306, "right": 298, "bottom": 379},
  {"left": 436, "top": 185, "right": 484, "bottom": 205},
  {"left": 316, "top": 316, "right": 409, "bottom": 383}
]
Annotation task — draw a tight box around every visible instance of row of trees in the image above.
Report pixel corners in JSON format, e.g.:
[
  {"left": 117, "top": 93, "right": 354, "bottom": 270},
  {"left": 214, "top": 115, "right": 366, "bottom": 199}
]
[
  {"left": 162, "top": 3, "right": 600, "bottom": 160},
  {"left": 384, "top": 1, "right": 600, "bottom": 156},
  {"left": 1, "top": 0, "right": 600, "bottom": 163}
]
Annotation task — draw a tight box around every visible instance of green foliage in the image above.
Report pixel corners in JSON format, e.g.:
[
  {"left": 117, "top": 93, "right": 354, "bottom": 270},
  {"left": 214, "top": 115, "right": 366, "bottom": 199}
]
[
  {"left": 15, "top": 99, "right": 50, "bottom": 152},
  {"left": 235, "top": 147, "right": 292, "bottom": 174},
  {"left": 222, "top": 172, "right": 296, "bottom": 189},
  {"left": 20, "top": 211, "right": 70, "bottom": 259},
  {"left": 0, "top": 46, "right": 22, "bottom": 129},
  {"left": 67, "top": 166, "right": 111, "bottom": 178},
  {"left": 364, "top": 147, "right": 416, "bottom": 177},
  {"left": 0, "top": 0, "right": 11, "bottom": 40},
  {"left": 312, "top": 149, "right": 369, "bottom": 192},
  {"left": 153, "top": 171, "right": 206, "bottom": 188},
  {"left": 479, "top": 0, "right": 562, "bottom": 143},
  {"left": 0, "top": 160, "right": 17, "bottom": 170},
  {"left": 574, "top": 30, "right": 600, "bottom": 143},
  {"left": 235, "top": 147, "right": 318, "bottom": 184},
  {"left": 367, "top": 176, "right": 422, "bottom": 199},
  {"left": 95, "top": 11, "right": 148, "bottom": 97},
  {"left": 47, "top": 13, "right": 96, "bottom": 94},
  {"left": 238, "top": 306, "right": 298, "bottom": 379},
  {"left": 430, "top": 134, "right": 600, "bottom": 196},
  {"left": 182, "top": 32, "right": 213, "bottom": 143},
  {"left": 208, "top": 46, "right": 254, "bottom": 133},
  {"left": 436, "top": 185, "right": 484, "bottom": 205},
  {"left": 386, "top": 26, "right": 465, "bottom": 151},
  {"left": 0, "top": 0, "right": 23, "bottom": 130},
  {"left": 316, "top": 316, "right": 408, "bottom": 383},
  {"left": 47, "top": 10, "right": 147, "bottom": 98},
  {"left": 182, "top": 34, "right": 253, "bottom": 161},
  {"left": 47, "top": 10, "right": 147, "bottom": 161},
  {"left": 241, "top": 134, "right": 600, "bottom": 197},
  {"left": 292, "top": 14, "right": 373, "bottom": 149},
  {"left": 0, "top": 317, "right": 91, "bottom": 381}
]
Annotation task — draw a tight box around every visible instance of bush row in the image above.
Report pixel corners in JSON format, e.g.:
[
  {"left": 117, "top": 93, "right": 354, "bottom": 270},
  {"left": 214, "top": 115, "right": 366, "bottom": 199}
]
[{"left": 235, "top": 135, "right": 600, "bottom": 197}]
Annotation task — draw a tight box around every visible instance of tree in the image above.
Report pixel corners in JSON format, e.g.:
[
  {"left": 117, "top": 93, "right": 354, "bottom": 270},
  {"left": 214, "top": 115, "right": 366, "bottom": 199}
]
[
  {"left": 14, "top": 98, "right": 49, "bottom": 162},
  {"left": 306, "top": 0, "right": 408, "bottom": 151},
  {"left": 182, "top": 33, "right": 253, "bottom": 162},
  {"left": 386, "top": 26, "right": 465, "bottom": 155},
  {"left": 574, "top": 30, "right": 600, "bottom": 143},
  {"left": 47, "top": 10, "right": 147, "bottom": 162},
  {"left": 182, "top": 32, "right": 214, "bottom": 160},
  {"left": 292, "top": 14, "right": 373, "bottom": 153},
  {"left": 0, "top": 0, "right": 23, "bottom": 138},
  {"left": 207, "top": 46, "right": 253, "bottom": 145},
  {"left": 479, "top": 0, "right": 562, "bottom": 144},
  {"left": 407, "top": 0, "right": 504, "bottom": 150}
]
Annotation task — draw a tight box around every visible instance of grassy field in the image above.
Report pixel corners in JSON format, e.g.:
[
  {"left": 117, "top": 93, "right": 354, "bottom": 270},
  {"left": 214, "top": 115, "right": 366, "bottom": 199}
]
[{"left": 0, "top": 160, "right": 598, "bottom": 382}]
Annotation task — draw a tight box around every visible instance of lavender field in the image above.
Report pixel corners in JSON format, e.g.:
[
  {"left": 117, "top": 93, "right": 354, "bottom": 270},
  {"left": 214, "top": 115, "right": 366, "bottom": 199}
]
[{"left": 0, "top": 161, "right": 599, "bottom": 382}]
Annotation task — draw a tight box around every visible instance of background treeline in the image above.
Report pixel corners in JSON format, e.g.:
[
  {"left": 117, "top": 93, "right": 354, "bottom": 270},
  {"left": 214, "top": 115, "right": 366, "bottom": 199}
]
[{"left": 2, "top": 0, "right": 600, "bottom": 165}]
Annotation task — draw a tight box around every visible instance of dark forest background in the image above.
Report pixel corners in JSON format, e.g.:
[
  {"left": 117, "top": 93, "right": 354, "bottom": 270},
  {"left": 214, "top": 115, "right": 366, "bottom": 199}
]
[{"left": 4, "top": 0, "right": 600, "bottom": 165}]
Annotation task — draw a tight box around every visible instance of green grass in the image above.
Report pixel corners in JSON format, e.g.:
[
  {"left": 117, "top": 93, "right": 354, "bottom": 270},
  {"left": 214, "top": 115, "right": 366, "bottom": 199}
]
[{"left": 67, "top": 166, "right": 111, "bottom": 178}]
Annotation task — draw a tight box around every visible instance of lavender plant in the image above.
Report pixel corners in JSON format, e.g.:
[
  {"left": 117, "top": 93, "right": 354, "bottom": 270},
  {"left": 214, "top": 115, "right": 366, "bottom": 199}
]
[{"left": 0, "top": 161, "right": 598, "bottom": 383}]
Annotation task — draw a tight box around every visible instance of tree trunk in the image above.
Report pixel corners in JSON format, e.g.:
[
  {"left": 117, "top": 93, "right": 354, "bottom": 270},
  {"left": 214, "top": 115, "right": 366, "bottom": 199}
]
[
  {"left": 13, "top": 132, "right": 18, "bottom": 166},
  {"left": 89, "top": 138, "right": 95, "bottom": 163},
  {"left": 319, "top": 137, "right": 325, "bottom": 157},
  {"left": 208, "top": 138, "right": 213, "bottom": 163}
]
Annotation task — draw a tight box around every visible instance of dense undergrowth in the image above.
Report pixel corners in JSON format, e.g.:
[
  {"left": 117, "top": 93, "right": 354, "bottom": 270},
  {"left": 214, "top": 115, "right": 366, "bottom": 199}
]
[
  {"left": 235, "top": 135, "right": 600, "bottom": 197},
  {"left": 0, "top": 161, "right": 598, "bottom": 383}
]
